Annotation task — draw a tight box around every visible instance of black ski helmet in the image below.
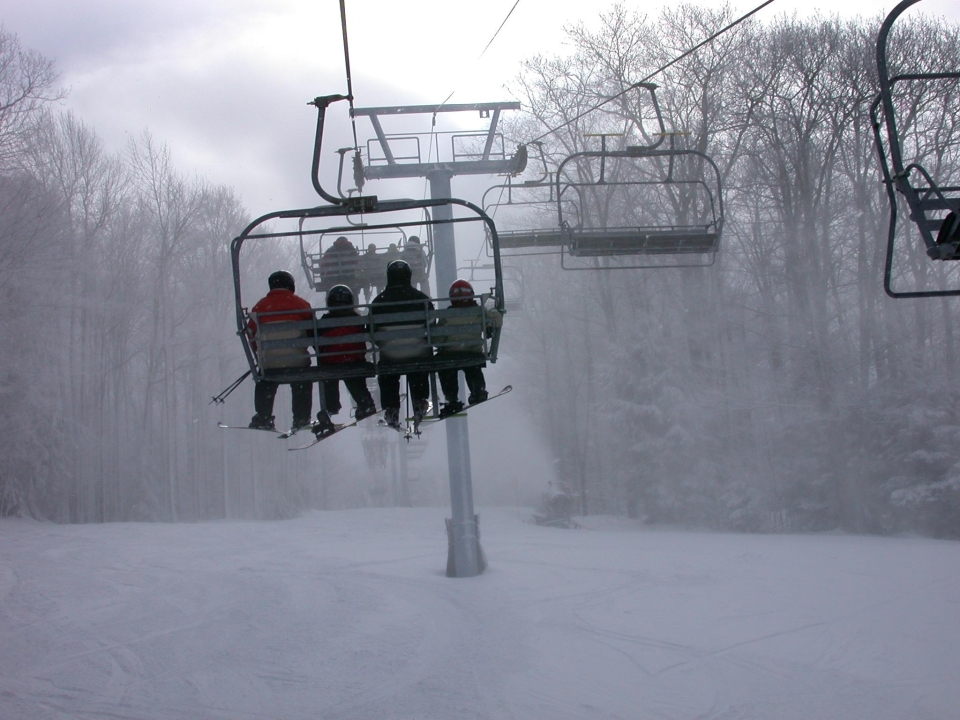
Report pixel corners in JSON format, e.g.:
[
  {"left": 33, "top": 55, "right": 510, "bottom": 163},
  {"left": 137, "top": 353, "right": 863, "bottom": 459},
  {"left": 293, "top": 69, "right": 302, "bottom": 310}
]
[
  {"left": 326, "top": 284, "right": 354, "bottom": 307},
  {"left": 268, "top": 270, "right": 296, "bottom": 292},
  {"left": 386, "top": 259, "right": 412, "bottom": 286}
]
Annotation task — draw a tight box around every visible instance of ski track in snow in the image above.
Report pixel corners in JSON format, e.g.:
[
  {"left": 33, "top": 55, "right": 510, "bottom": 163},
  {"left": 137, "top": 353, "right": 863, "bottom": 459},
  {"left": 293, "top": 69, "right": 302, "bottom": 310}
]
[{"left": 0, "top": 509, "right": 958, "bottom": 720}]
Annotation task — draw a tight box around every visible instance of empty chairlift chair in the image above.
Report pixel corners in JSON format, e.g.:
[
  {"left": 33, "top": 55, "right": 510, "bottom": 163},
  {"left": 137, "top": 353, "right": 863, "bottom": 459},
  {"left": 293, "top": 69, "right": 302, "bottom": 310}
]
[
  {"left": 484, "top": 84, "right": 724, "bottom": 270},
  {"left": 556, "top": 127, "right": 724, "bottom": 270},
  {"left": 482, "top": 142, "right": 569, "bottom": 256}
]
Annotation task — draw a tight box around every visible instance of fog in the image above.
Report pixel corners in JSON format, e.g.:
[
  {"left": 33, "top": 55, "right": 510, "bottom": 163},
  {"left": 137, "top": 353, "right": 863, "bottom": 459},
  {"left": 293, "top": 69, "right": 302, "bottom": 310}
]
[
  {"left": 4, "top": 3, "right": 960, "bottom": 717},
  {"left": 2, "top": 4, "right": 960, "bottom": 538}
]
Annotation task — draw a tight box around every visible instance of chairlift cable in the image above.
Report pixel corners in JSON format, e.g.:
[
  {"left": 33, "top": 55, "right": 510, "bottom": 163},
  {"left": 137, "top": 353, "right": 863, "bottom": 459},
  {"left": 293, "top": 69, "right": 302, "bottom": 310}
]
[
  {"left": 339, "top": 0, "right": 361, "bottom": 151},
  {"left": 479, "top": 0, "right": 521, "bottom": 61},
  {"left": 419, "top": 1, "right": 523, "bottom": 203},
  {"left": 434, "top": 0, "right": 523, "bottom": 114},
  {"left": 527, "top": 0, "right": 776, "bottom": 145},
  {"left": 340, "top": 0, "right": 523, "bottom": 203},
  {"left": 422, "top": 0, "right": 515, "bottom": 188}
]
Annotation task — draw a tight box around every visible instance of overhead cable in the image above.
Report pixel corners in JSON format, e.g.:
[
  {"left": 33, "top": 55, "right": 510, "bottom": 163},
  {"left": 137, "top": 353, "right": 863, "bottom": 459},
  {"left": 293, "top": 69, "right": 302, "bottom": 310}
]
[
  {"left": 479, "top": 0, "right": 522, "bottom": 60},
  {"left": 528, "top": 0, "right": 776, "bottom": 145},
  {"left": 436, "top": 0, "right": 523, "bottom": 112},
  {"left": 339, "top": 0, "right": 360, "bottom": 150}
]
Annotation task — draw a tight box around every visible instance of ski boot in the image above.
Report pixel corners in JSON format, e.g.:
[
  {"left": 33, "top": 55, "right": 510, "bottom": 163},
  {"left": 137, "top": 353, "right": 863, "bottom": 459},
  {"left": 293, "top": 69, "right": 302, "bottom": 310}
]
[
  {"left": 354, "top": 400, "right": 378, "bottom": 422},
  {"left": 440, "top": 399, "right": 464, "bottom": 418},
  {"left": 412, "top": 399, "right": 430, "bottom": 429},
  {"left": 291, "top": 416, "right": 313, "bottom": 432},
  {"left": 468, "top": 389, "right": 488, "bottom": 406},
  {"left": 249, "top": 414, "right": 276, "bottom": 430},
  {"left": 383, "top": 407, "right": 401, "bottom": 429},
  {"left": 313, "top": 410, "right": 336, "bottom": 438}
]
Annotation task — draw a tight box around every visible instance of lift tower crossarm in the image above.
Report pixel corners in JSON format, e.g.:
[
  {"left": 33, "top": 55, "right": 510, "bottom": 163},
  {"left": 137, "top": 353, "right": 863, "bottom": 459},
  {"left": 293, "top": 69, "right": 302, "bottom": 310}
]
[
  {"left": 364, "top": 160, "right": 523, "bottom": 181},
  {"left": 354, "top": 102, "right": 525, "bottom": 176},
  {"left": 353, "top": 102, "right": 521, "bottom": 116}
]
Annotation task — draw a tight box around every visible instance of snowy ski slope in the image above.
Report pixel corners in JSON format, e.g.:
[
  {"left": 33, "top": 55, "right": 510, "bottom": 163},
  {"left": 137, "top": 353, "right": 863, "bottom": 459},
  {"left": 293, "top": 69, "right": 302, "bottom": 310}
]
[{"left": 1, "top": 508, "right": 958, "bottom": 719}]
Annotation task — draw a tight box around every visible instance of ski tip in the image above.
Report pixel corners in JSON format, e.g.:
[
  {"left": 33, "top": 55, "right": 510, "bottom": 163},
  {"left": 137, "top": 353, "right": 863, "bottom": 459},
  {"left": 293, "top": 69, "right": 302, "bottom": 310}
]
[{"left": 502, "top": 385, "right": 513, "bottom": 392}]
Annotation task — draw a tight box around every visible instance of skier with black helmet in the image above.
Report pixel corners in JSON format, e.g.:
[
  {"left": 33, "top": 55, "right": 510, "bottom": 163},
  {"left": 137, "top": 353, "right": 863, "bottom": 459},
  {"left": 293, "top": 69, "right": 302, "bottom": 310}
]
[
  {"left": 435, "top": 278, "right": 501, "bottom": 416},
  {"left": 370, "top": 259, "right": 433, "bottom": 428},
  {"left": 401, "top": 236, "right": 430, "bottom": 295},
  {"left": 318, "top": 236, "right": 359, "bottom": 294},
  {"left": 313, "top": 284, "right": 378, "bottom": 435},
  {"left": 246, "top": 270, "right": 314, "bottom": 430},
  {"left": 359, "top": 242, "right": 382, "bottom": 303}
]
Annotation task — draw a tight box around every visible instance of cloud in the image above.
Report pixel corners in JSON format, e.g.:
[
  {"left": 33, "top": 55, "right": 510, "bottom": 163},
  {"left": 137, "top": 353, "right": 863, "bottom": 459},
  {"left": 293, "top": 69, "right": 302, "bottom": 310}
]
[
  {"left": 7, "top": 0, "right": 468, "bottom": 212},
  {"left": 5, "top": 0, "right": 246, "bottom": 69},
  {"left": 7, "top": 0, "right": 960, "bottom": 217}
]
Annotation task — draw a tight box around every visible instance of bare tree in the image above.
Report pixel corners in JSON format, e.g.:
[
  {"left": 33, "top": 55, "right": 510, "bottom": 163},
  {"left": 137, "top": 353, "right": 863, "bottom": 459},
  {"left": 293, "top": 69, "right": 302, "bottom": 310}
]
[{"left": 0, "top": 27, "right": 65, "bottom": 169}]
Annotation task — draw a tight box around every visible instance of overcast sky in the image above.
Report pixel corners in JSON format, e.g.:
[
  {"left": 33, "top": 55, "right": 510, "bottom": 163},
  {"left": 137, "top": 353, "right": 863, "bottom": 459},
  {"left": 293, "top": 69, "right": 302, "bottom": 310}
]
[{"left": 5, "top": 0, "right": 960, "bottom": 215}]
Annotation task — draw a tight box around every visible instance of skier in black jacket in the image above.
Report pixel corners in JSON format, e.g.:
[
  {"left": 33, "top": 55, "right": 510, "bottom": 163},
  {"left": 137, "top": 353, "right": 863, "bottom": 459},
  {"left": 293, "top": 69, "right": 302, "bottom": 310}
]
[{"left": 371, "top": 260, "right": 433, "bottom": 427}]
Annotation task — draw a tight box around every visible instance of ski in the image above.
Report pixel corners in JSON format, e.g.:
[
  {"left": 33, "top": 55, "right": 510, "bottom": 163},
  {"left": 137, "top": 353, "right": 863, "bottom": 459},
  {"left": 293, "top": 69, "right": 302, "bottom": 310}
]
[
  {"left": 416, "top": 413, "right": 466, "bottom": 423},
  {"left": 288, "top": 420, "right": 358, "bottom": 450},
  {"left": 287, "top": 407, "right": 380, "bottom": 450},
  {"left": 464, "top": 384, "right": 512, "bottom": 411},
  {"left": 217, "top": 421, "right": 284, "bottom": 435},
  {"left": 275, "top": 424, "right": 318, "bottom": 439},
  {"left": 412, "top": 385, "right": 513, "bottom": 424}
]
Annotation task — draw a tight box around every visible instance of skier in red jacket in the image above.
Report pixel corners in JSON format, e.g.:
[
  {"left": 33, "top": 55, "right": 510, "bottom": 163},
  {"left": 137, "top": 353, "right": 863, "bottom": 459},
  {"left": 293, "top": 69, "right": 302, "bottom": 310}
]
[
  {"left": 314, "top": 284, "right": 377, "bottom": 435},
  {"left": 246, "top": 270, "right": 314, "bottom": 430}
]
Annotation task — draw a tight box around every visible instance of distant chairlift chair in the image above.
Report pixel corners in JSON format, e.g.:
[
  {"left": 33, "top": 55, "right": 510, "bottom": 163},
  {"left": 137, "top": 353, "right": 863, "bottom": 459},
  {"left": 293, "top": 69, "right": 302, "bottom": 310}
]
[{"left": 485, "top": 84, "right": 724, "bottom": 270}]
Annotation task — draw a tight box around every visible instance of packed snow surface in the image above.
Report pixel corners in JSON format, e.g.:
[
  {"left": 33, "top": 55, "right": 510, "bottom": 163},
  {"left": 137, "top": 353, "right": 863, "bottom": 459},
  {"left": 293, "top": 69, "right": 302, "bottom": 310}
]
[{"left": 1, "top": 508, "right": 958, "bottom": 719}]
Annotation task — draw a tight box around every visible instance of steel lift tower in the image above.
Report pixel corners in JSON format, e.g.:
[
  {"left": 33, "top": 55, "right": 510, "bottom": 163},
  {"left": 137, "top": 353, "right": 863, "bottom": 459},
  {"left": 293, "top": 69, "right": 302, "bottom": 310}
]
[{"left": 356, "top": 101, "right": 525, "bottom": 577}]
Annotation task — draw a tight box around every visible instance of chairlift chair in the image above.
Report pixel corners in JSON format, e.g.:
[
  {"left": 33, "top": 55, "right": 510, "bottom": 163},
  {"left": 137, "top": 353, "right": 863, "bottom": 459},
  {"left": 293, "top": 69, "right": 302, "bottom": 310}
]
[
  {"left": 481, "top": 142, "right": 568, "bottom": 256},
  {"left": 555, "top": 130, "right": 724, "bottom": 271},
  {"left": 299, "top": 223, "right": 418, "bottom": 303},
  {"left": 232, "top": 94, "right": 507, "bottom": 394},
  {"left": 484, "top": 84, "right": 724, "bottom": 270},
  {"left": 871, "top": 0, "right": 960, "bottom": 297},
  {"left": 482, "top": 176, "right": 569, "bottom": 255}
]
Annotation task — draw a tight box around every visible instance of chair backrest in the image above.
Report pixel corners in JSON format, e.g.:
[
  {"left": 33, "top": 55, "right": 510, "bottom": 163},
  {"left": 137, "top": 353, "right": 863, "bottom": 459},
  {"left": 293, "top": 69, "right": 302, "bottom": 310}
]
[{"left": 246, "top": 302, "right": 496, "bottom": 382}]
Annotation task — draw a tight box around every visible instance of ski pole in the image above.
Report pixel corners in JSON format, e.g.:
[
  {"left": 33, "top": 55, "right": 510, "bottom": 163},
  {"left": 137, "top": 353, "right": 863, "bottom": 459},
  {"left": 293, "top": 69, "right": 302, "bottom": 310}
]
[{"left": 210, "top": 371, "right": 251, "bottom": 405}]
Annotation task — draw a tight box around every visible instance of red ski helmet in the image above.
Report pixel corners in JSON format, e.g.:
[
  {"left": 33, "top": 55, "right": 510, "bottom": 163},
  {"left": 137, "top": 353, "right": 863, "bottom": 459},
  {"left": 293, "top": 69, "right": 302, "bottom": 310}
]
[{"left": 449, "top": 279, "right": 475, "bottom": 307}]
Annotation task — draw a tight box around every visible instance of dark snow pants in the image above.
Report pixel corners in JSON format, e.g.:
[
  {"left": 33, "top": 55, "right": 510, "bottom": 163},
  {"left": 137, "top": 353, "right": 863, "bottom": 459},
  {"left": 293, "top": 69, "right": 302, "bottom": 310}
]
[
  {"left": 322, "top": 377, "right": 374, "bottom": 415},
  {"left": 378, "top": 371, "right": 429, "bottom": 411},
  {"left": 438, "top": 365, "right": 486, "bottom": 402},
  {"left": 254, "top": 379, "right": 312, "bottom": 426}
]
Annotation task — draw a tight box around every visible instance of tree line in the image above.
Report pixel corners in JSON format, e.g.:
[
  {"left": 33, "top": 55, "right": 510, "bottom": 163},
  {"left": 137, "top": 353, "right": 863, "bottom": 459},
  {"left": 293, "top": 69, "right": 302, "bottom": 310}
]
[
  {"left": 0, "top": 28, "right": 361, "bottom": 522},
  {"left": 3, "top": 4, "right": 959, "bottom": 538}
]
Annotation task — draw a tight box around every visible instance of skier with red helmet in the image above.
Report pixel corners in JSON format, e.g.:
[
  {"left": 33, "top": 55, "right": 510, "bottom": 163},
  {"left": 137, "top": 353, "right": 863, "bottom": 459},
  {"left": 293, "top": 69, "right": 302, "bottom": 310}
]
[
  {"left": 313, "top": 284, "right": 378, "bottom": 436},
  {"left": 435, "top": 278, "right": 502, "bottom": 416},
  {"left": 246, "top": 270, "right": 314, "bottom": 430}
]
